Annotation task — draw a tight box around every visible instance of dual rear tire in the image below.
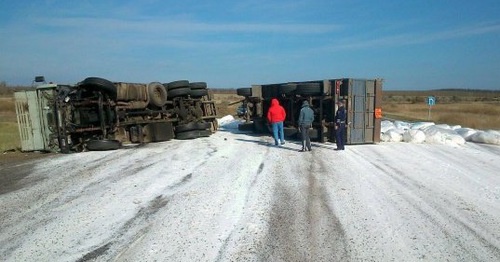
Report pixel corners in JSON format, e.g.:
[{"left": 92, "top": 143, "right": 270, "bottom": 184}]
[
  {"left": 86, "top": 139, "right": 121, "bottom": 151},
  {"left": 174, "top": 121, "right": 212, "bottom": 140}
]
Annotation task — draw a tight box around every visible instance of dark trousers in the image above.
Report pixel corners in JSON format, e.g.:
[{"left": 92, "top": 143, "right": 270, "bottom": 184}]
[
  {"left": 336, "top": 124, "right": 345, "bottom": 150},
  {"left": 300, "top": 125, "right": 311, "bottom": 151}
]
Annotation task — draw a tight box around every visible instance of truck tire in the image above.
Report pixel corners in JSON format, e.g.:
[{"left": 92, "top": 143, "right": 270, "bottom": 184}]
[
  {"left": 238, "top": 123, "right": 254, "bottom": 131},
  {"left": 253, "top": 117, "right": 271, "bottom": 134},
  {"left": 279, "top": 84, "right": 297, "bottom": 95},
  {"left": 148, "top": 82, "right": 167, "bottom": 107},
  {"left": 80, "top": 77, "right": 117, "bottom": 100},
  {"left": 189, "top": 82, "right": 207, "bottom": 89},
  {"left": 198, "top": 130, "right": 211, "bottom": 137},
  {"left": 195, "top": 121, "right": 211, "bottom": 130},
  {"left": 296, "top": 83, "right": 322, "bottom": 96},
  {"left": 168, "top": 87, "right": 191, "bottom": 98},
  {"left": 175, "top": 122, "right": 198, "bottom": 133},
  {"left": 175, "top": 130, "right": 199, "bottom": 140},
  {"left": 86, "top": 139, "right": 121, "bottom": 151},
  {"left": 237, "top": 88, "right": 252, "bottom": 97},
  {"left": 167, "top": 80, "right": 189, "bottom": 90},
  {"left": 190, "top": 88, "right": 208, "bottom": 98}
]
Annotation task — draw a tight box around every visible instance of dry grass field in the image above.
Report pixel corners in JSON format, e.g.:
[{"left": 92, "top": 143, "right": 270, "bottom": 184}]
[
  {"left": 382, "top": 102, "right": 500, "bottom": 129},
  {"left": 210, "top": 89, "right": 241, "bottom": 118},
  {"left": 1, "top": 86, "right": 499, "bottom": 152},
  {"left": 382, "top": 90, "right": 500, "bottom": 129},
  {"left": 0, "top": 96, "right": 20, "bottom": 152}
]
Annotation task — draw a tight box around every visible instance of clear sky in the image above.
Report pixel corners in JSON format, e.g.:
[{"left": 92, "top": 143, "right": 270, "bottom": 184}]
[{"left": 1, "top": 0, "right": 499, "bottom": 90}]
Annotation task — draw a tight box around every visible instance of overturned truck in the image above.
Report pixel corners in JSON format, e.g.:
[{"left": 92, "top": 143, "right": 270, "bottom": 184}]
[
  {"left": 236, "top": 78, "right": 383, "bottom": 144},
  {"left": 15, "top": 76, "right": 218, "bottom": 153}
]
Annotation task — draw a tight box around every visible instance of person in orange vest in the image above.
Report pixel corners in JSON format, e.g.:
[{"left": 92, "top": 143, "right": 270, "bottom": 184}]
[{"left": 267, "top": 98, "right": 286, "bottom": 146}]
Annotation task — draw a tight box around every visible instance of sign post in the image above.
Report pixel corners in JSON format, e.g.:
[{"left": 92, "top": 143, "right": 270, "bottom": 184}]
[{"left": 427, "top": 96, "right": 436, "bottom": 120}]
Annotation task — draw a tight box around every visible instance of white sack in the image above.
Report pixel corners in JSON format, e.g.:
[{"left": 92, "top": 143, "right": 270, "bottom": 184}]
[
  {"left": 410, "top": 122, "right": 435, "bottom": 130},
  {"left": 423, "top": 125, "right": 465, "bottom": 145},
  {"left": 381, "top": 120, "right": 396, "bottom": 133},
  {"left": 217, "top": 115, "right": 242, "bottom": 130},
  {"left": 394, "top": 121, "right": 411, "bottom": 131},
  {"left": 470, "top": 130, "right": 500, "bottom": 145},
  {"left": 403, "top": 130, "right": 426, "bottom": 143},
  {"left": 455, "top": 128, "right": 477, "bottom": 141},
  {"left": 382, "top": 129, "right": 403, "bottom": 142}
]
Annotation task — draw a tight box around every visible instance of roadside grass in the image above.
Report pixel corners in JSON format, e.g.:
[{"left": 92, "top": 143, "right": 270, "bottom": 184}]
[
  {"left": 0, "top": 97, "right": 20, "bottom": 151},
  {"left": 0, "top": 94, "right": 21, "bottom": 153},
  {"left": 0, "top": 122, "right": 20, "bottom": 152},
  {"left": 0, "top": 97, "right": 15, "bottom": 113},
  {"left": 382, "top": 102, "right": 500, "bottom": 129}
]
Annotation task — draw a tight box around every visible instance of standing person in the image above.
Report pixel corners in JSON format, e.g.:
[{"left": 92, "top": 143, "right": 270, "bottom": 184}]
[
  {"left": 298, "top": 100, "right": 315, "bottom": 152},
  {"left": 267, "top": 98, "right": 286, "bottom": 146},
  {"left": 334, "top": 100, "right": 347, "bottom": 150}
]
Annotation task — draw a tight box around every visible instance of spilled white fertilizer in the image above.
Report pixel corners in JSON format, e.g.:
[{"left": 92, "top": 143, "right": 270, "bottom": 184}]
[
  {"left": 217, "top": 115, "right": 245, "bottom": 130},
  {"left": 381, "top": 120, "right": 500, "bottom": 146}
]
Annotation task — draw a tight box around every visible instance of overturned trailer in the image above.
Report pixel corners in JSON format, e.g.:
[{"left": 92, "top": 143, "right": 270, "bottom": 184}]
[
  {"left": 15, "top": 76, "right": 218, "bottom": 153},
  {"left": 236, "top": 78, "right": 383, "bottom": 144}
]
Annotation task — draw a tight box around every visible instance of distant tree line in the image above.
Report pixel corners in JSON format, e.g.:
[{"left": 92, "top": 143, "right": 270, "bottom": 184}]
[
  {"left": 434, "top": 88, "right": 500, "bottom": 93},
  {"left": 210, "top": 88, "right": 237, "bottom": 94}
]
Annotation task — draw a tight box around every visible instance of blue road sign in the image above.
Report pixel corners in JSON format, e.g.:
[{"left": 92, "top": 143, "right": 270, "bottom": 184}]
[{"left": 427, "top": 96, "right": 436, "bottom": 106}]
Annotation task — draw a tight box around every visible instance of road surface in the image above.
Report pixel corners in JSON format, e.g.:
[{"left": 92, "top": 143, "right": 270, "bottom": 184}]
[{"left": 1, "top": 130, "right": 499, "bottom": 261}]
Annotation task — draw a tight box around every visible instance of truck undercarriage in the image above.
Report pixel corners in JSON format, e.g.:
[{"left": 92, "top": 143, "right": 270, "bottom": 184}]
[
  {"left": 15, "top": 77, "right": 218, "bottom": 153},
  {"left": 235, "top": 78, "right": 383, "bottom": 144}
]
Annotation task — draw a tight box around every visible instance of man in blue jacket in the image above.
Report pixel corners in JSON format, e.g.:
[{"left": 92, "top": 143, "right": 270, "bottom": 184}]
[
  {"left": 298, "top": 100, "right": 314, "bottom": 152},
  {"left": 334, "top": 100, "right": 347, "bottom": 150}
]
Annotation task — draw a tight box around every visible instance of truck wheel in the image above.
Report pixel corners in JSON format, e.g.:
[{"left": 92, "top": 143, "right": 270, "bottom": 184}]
[
  {"left": 168, "top": 87, "right": 191, "bottom": 98},
  {"left": 279, "top": 84, "right": 297, "bottom": 95},
  {"left": 175, "top": 130, "right": 200, "bottom": 140},
  {"left": 195, "top": 121, "right": 211, "bottom": 130},
  {"left": 167, "top": 80, "right": 189, "bottom": 90},
  {"left": 189, "top": 82, "right": 207, "bottom": 89},
  {"left": 175, "top": 122, "right": 198, "bottom": 133},
  {"left": 86, "top": 139, "right": 121, "bottom": 151},
  {"left": 148, "top": 82, "right": 167, "bottom": 107},
  {"left": 253, "top": 118, "right": 271, "bottom": 134},
  {"left": 189, "top": 88, "right": 208, "bottom": 98},
  {"left": 238, "top": 123, "right": 254, "bottom": 131},
  {"left": 198, "top": 130, "right": 212, "bottom": 137},
  {"left": 80, "top": 77, "right": 117, "bottom": 100},
  {"left": 296, "top": 83, "right": 322, "bottom": 96},
  {"left": 236, "top": 88, "right": 252, "bottom": 97}
]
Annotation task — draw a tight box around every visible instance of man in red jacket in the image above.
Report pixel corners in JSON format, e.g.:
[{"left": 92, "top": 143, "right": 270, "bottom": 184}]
[{"left": 267, "top": 98, "right": 286, "bottom": 146}]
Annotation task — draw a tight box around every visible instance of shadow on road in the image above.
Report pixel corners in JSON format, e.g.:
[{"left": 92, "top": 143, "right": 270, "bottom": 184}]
[
  {"left": 219, "top": 126, "right": 343, "bottom": 152},
  {"left": 235, "top": 138, "right": 305, "bottom": 152}
]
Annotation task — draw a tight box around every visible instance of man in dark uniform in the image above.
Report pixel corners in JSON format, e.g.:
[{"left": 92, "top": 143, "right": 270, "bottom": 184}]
[{"left": 334, "top": 100, "right": 347, "bottom": 150}]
